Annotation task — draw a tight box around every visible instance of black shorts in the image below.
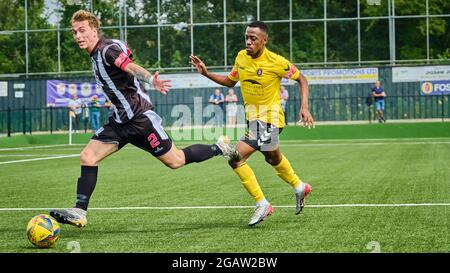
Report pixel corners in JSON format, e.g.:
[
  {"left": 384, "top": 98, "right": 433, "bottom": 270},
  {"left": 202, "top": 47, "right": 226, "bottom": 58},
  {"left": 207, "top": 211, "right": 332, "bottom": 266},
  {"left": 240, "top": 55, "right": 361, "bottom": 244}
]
[
  {"left": 241, "top": 120, "right": 284, "bottom": 152},
  {"left": 92, "top": 110, "right": 172, "bottom": 157}
]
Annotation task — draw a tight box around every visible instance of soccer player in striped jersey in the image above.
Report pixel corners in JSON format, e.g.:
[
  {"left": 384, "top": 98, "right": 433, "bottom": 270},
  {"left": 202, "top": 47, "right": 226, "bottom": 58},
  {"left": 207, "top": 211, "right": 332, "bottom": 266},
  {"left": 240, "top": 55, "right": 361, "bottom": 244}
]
[
  {"left": 190, "top": 21, "right": 314, "bottom": 226},
  {"left": 50, "top": 10, "right": 238, "bottom": 228}
]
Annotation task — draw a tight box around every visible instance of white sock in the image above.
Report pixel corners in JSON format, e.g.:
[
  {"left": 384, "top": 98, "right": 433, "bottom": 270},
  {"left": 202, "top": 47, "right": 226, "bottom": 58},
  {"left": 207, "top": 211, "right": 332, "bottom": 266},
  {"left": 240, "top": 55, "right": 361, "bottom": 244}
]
[
  {"left": 256, "top": 199, "right": 269, "bottom": 207},
  {"left": 294, "top": 181, "right": 304, "bottom": 194}
]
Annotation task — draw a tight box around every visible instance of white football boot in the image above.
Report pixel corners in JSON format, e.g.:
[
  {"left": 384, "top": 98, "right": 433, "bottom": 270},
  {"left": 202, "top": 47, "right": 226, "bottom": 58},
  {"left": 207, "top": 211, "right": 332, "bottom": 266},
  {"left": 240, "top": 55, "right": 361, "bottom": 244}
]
[
  {"left": 248, "top": 203, "right": 273, "bottom": 227},
  {"left": 295, "top": 182, "right": 312, "bottom": 215},
  {"left": 50, "top": 208, "right": 87, "bottom": 228},
  {"left": 216, "top": 136, "right": 240, "bottom": 161}
]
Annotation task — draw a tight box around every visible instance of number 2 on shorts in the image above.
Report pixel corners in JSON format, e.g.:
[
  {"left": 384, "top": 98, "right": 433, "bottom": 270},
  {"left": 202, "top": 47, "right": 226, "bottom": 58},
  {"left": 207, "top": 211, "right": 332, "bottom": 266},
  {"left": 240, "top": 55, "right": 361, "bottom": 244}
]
[{"left": 147, "top": 133, "right": 160, "bottom": 148}]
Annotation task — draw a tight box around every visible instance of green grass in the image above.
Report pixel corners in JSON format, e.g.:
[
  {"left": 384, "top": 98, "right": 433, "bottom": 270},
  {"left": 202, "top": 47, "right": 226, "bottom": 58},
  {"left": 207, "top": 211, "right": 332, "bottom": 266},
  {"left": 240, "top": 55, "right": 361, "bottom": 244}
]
[
  {"left": 280, "top": 122, "right": 450, "bottom": 140},
  {"left": 0, "top": 122, "right": 449, "bottom": 253},
  {"left": 2, "top": 122, "right": 450, "bottom": 148}
]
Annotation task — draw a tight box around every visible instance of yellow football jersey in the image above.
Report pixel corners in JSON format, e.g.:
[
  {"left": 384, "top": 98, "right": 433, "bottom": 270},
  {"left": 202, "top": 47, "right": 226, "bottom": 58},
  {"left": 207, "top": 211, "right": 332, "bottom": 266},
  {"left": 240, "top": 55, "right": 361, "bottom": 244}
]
[{"left": 228, "top": 48, "right": 300, "bottom": 128}]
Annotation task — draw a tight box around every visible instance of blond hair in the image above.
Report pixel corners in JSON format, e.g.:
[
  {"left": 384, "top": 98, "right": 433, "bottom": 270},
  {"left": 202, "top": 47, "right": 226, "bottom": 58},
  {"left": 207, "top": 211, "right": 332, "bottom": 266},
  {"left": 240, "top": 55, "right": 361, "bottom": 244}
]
[{"left": 71, "top": 10, "right": 101, "bottom": 30}]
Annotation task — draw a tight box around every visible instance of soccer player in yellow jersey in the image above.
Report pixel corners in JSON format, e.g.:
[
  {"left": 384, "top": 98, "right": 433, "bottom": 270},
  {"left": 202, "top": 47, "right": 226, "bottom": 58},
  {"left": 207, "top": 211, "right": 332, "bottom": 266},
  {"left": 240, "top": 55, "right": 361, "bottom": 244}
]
[{"left": 190, "top": 21, "right": 315, "bottom": 226}]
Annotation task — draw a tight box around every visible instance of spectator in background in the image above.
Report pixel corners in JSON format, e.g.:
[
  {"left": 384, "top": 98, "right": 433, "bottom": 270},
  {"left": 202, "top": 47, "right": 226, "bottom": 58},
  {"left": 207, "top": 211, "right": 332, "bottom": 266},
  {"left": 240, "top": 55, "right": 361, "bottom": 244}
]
[
  {"left": 68, "top": 94, "right": 82, "bottom": 133},
  {"left": 209, "top": 88, "right": 225, "bottom": 126},
  {"left": 372, "top": 80, "right": 386, "bottom": 123},
  {"left": 280, "top": 85, "right": 289, "bottom": 124},
  {"left": 104, "top": 99, "right": 113, "bottom": 118},
  {"left": 82, "top": 100, "right": 90, "bottom": 133},
  {"left": 89, "top": 95, "right": 101, "bottom": 132},
  {"left": 225, "top": 88, "right": 238, "bottom": 126}
]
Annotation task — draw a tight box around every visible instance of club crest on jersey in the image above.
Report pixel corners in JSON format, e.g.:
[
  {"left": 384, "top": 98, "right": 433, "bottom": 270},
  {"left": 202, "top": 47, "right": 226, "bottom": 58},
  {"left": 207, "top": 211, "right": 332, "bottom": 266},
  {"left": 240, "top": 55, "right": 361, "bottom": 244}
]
[{"left": 256, "top": 68, "right": 263, "bottom": 76}]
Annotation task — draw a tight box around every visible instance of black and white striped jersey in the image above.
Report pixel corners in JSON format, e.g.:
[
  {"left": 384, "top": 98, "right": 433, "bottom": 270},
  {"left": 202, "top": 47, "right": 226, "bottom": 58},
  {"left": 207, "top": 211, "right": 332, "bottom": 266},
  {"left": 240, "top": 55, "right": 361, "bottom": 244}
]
[{"left": 90, "top": 38, "right": 153, "bottom": 124}]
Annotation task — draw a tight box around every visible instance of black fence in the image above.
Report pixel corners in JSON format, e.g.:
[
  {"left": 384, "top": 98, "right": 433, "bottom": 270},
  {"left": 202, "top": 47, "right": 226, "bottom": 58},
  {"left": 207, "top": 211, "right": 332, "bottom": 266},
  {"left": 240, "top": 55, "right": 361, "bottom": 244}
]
[
  {"left": 0, "top": 106, "right": 110, "bottom": 136},
  {"left": 0, "top": 95, "right": 449, "bottom": 136},
  {"left": 308, "top": 94, "right": 449, "bottom": 122}
]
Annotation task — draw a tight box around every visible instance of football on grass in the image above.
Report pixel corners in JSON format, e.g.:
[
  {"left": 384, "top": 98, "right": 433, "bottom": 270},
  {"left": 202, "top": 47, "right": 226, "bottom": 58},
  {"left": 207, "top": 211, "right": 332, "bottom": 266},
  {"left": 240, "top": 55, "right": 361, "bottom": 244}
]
[{"left": 26, "top": 214, "right": 60, "bottom": 248}]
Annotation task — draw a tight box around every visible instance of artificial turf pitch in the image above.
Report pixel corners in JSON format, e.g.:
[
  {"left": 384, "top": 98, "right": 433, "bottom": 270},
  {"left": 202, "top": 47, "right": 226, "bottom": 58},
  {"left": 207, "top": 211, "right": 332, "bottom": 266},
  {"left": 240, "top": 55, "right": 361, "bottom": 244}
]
[{"left": 0, "top": 122, "right": 449, "bottom": 253}]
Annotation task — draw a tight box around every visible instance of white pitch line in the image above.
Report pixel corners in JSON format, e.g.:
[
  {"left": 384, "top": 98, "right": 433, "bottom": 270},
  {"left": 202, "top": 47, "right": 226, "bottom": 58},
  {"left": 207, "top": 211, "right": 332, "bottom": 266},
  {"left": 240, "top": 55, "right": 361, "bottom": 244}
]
[
  {"left": 0, "top": 154, "right": 74, "bottom": 157},
  {"left": 282, "top": 141, "right": 450, "bottom": 147},
  {"left": 1, "top": 140, "right": 450, "bottom": 164},
  {"left": 1, "top": 138, "right": 450, "bottom": 151},
  {"left": 280, "top": 137, "right": 450, "bottom": 142},
  {"left": 0, "top": 203, "right": 449, "bottom": 211},
  {"left": 0, "top": 144, "right": 83, "bottom": 151},
  {"left": 0, "top": 154, "right": 79, "bottom": 165}
]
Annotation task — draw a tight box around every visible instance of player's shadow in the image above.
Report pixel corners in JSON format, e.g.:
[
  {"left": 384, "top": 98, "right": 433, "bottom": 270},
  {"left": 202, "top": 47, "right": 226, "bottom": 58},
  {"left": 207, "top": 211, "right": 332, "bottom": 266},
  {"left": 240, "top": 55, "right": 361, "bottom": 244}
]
[
  {"left": 152, "top": 221, "right": 245, "bottom": 232},
  {"left": 20, "top": 245, "right": 42, "bottom": 250},
  {"left": 68, "top": 220, "right": 252, "bottom": 235},
  {"left": 19, "top": 245, "right": 59, "bottom": 252}
]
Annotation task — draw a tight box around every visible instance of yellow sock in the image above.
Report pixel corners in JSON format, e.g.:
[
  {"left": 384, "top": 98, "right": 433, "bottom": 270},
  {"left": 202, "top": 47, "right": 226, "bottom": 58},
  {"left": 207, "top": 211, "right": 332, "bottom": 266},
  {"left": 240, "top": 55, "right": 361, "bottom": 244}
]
[
  {"left": 273, "top": 154, "right": 301, "bottom": 189},
  {"left": 233, "top": 163, "right": 265, "bottom": 202}
]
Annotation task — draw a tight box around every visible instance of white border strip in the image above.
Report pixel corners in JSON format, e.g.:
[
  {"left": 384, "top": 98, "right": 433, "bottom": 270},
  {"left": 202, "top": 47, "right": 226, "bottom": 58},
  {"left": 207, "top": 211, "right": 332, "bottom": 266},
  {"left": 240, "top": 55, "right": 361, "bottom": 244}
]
[{"left": 0, "top": 203, "right": 449, "bottom": 211}]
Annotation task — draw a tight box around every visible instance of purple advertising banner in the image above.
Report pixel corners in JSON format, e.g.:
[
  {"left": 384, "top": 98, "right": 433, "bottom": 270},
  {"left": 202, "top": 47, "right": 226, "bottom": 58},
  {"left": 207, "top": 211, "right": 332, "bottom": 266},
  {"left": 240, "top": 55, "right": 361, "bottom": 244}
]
[
  {"left": 46, "top": 80, "right": 107, "bottom": 107},
  {"left": 420, "top": 81, "right": 450, "bottom": 95}
]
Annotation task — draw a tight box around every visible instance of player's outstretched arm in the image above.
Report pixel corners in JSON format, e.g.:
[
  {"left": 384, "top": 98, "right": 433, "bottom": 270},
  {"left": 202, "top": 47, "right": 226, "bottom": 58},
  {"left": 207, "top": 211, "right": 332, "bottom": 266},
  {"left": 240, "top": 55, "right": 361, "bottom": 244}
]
[
  {"left": 297, "top": 73, "right": 315, "bottom": 129},
  {"left": 190, "top": 55, "right": 237, "bottom": 88},
  {"left": 125, "top": 63, "right": 172, "bottom": 95}
]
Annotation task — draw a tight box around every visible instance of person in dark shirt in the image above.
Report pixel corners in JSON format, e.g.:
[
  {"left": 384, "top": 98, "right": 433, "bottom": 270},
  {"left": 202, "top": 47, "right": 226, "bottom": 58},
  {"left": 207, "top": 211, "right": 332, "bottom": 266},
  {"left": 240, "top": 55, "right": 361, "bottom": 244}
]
[
  {"left": 50, "top": 10, "right": 239, "bottom": 228},
  {"left": 209, "top": 88, "right": 225, "bottom": 126},
  {"left": 372, "top": 80, "right": 386, "bottom": 123}
]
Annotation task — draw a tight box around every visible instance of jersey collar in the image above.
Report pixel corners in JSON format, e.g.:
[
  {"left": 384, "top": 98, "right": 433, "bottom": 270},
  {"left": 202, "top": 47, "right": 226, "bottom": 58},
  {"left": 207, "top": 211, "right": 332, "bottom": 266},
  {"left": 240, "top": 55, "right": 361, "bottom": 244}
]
[
  {"left": 89, "top": 38, "right": 102, "bottom": 57},
  {"left": 250, "top": 47, "right": 267, "bottom": 60}
]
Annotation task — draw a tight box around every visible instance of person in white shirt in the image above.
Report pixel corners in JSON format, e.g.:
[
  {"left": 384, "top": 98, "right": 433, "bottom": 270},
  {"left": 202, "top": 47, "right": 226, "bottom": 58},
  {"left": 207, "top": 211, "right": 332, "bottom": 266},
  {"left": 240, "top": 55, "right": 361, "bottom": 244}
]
[
  {"left": 68, "top": 94, "right": 82, "bottom": 133},
  {"left": 225, "top": 88, "right": 238, "bottom": 126},
  {"left": 280, "top": 85, "right": 289, "bottom": 124}
]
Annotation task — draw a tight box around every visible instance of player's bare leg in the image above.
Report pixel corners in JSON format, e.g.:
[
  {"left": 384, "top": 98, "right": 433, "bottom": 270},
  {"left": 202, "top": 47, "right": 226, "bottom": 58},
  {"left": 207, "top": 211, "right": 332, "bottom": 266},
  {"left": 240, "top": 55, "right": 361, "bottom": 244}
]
[
  {"left": 156, "top": 143, "right": 187, "bottom": 169},
  {"left": 157, "top": 137, "right": 239, "bottom": 169},
  {"left": 79, "top": 139, "right": 119, "bottom": 166},
  {"left": 50, "top": 140, "right": 118, "bottom": 228}
]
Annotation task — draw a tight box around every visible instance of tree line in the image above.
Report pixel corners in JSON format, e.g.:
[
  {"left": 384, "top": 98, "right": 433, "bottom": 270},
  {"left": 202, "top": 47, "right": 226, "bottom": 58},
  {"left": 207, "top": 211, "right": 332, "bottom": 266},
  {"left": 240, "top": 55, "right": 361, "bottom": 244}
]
[{"left": 0, "top": 0, "right": 449, "bottom": 76}]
